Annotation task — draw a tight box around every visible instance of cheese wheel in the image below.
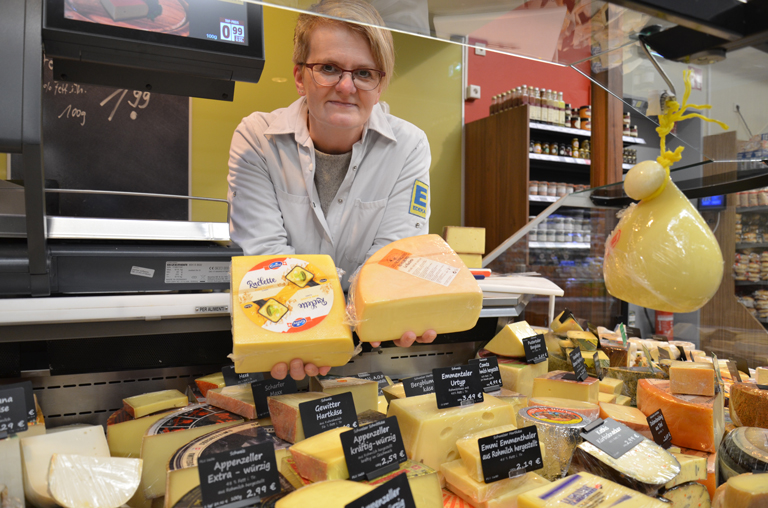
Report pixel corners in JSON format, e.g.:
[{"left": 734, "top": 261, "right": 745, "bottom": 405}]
[
  {"left": 528, "top": 397, "right": 600, "bottom": 420},
  {"left": 659, "top": 481, "right": 711, "bottom": 508},
  {"left": 729, "top": 383, "right": 768, "bottom": 428},
  {"left": 718, "top": 427, "right": 768, "bottom": 476},
  {"left": 48, "top": 455, "right": 142, "bottom": 508},
  {"left": 724, "top": 473, "right": 768, "bottom": 508}
]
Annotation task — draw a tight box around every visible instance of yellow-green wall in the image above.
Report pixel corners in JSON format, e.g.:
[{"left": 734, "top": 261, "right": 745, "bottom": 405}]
[
  {"left": 190, "top": 5, "right": 463, "bottom": 235},
  {"left": 0, "top": 154, "right": 6, "bottom": 180}
]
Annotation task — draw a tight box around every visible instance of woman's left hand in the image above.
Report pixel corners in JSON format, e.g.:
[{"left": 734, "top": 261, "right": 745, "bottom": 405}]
[
  {"left": 270, "top": 359, "right": 332, "bottom": 381},
  {"left": 370, "top": 329, "right": 437, "bottom": 348}
]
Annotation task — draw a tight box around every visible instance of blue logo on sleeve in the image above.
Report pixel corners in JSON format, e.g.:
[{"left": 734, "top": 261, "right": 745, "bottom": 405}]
[{"left": 409, "top": 180, "right": 428, "bottom": 219}]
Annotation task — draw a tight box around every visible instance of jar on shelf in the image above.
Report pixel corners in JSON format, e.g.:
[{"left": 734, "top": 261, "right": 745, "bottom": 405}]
[
  {"left": 529, "top": 180, "right": 539, "bottom": 195},
  {"left": 623, "top": 125, "right": 631, "bottom": 136},
  {"left": 529, "top": 229, "right": 538, "bottom": 242},
  {"left": 566, "top": 184, "right": 575, "bottom": 194},
  {"left": 549, "top": 142, "right": 558, "bottom": 155},
  {"left": 749, "top": 191, "right": 759, "bottom": 207},
  {"left": 564, "top": 104, "right": 571, "bottom": 127},
  {"left": 543, "top": 143, "right": 550, "bottom": 155},
  {"left": 630, "top": 125, "right": 638, "bottom": 137},
  {"left": 739, "top": 192, "right": 749, "bottom": 207},
  {"left": 557, "top": 183, "right": 567, "bottom": 196},
  {"left": 534, "top": 141, "right": 542, "bottom": 154},
  {"left": 579, "top": 105, "right": 591, "bottom": 119},
  {"left": 581, "top": 119, "right": 591, "bottom": 131},
  {"left": 538, "top": 181, "right": 548, "bottom": 195},
  {"left": 547, "top": 230, "right": 556, "bottom": 242},
  {"left": 530, "top": 141, "right": 534, "bottom": 153},
  {"left": 547, "top": 184, "right": 557, "bottom": 197},
  {"left": 760, "top": 188, "right": 768, "bottom": 206},
  {"left": 555, "top": 231, "right": 565, "bottom": 243},
  {"left": 624, "top": 112, "right": 631, "bottom": 128},
  {"left": 570, "top": 112, "right": 580, "bottom": 129},
  {"left": 559, "top": 144, "right": 566, "bottom": 156},
  {"left": 553, "top": 216, "right": 564, "bottom": 230}
]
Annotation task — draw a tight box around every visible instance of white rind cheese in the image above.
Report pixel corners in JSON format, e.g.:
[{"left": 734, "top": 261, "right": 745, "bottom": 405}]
[{"left": 48, "top": 454, "right": 142, "bottom": 508}]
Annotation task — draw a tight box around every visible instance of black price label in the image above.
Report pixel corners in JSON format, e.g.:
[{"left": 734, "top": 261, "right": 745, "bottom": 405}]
[
  {"left": 251, "top": 378, "right": 298, "bottom": 419},
  {"left": 197, "top": 442, "right": 280, "bottom": 508},
  {"left": 757, "top": 384, "right": 768, "bottom": 391},
  {"left": 557, "top": 309, "right": 575, "bottom": 324},
  {"left": 345, "top": 472, "right": 416, "bottom": 508},
  {"left": 468, "top": 357, "right": 503, "bottom": 392},
  {"left": 581, "top": 418, "right": 643, "bottom": 460},
  {"left": 0, "top": 387, "right": 28, "bottom": 435},
  {"left": 356, "top": 372, "right": 389, "bottom": 396},
  {"left": 626, "top": 326, "right": 642, "bottom": 339},
  {"left": 677, "top": 346, "right": 689, "bottom": 361},
  {"left": 0, "top": 381, "right": 36, "bottom": 424},
  {"left": 478, "top": 426, "right": 543, "bottom": 483},
  {"left": 523, "top": 335, "right": 548, "bottom": 364},
  {"left": 340, "top": 416, "right": 407, "bottom": 481},
  {"left": 567, "top": 347, "right": 588, "bottom": 382},
  {"left": 402, "top": 374, "right": 434, "bottom": 397},
  {"left": 647, "top": 409, "right": 673, "bottom": 449},
  {"left": 658, "top": 347, "right": 671, "bottom": 361},
  {"left": 726, "top": 361, "right": 742, "bottom": 384},
  {"left": 433, "top": 364, "right": 484, "bottom": 409},
  {"left": 299, "top": 392, "right": 358, "bottom": 439},
  {"left": 593, "top": 352, "right": 604, "bottom": 381},
  {"left": 587, "top": 323, "right": 598, "bottom": 337},
  {"left": 222, "top": 366, "right": 264, "bottom": 387}
]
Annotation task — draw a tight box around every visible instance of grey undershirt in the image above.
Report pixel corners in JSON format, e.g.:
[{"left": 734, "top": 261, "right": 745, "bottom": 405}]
[{"left": 314, "top": 148, "right": 352, "bottom": 216}]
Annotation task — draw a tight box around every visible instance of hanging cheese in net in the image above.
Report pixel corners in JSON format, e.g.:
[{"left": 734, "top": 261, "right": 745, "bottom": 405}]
[{"left": 604, "top": 70, "right": 729, "bottom": 313}]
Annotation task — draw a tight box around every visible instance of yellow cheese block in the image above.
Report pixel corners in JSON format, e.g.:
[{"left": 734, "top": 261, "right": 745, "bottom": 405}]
[
  {"left": 268, "top": 392, "right": 329, "bottom": 443},
  {"left": 598, "top": 402, "right": 652, "bottom": 439},
  {"left": 48, "top": 454, "right": 142, "bottom": 508},
  {"left": 386, "top": 393, "right": 515, "bottom": 471},
  {"left": 289, "top": 427, "right": 349, "bottom": 482},
  {"left": 497, "top": 357, "right": 549, "bottom": 397},
  {"left": 310, "top": 377, "right": 379, "bottom": 414},
  {"left": 0, "top": 436, "right": 23, "bottom": 508},
  {"left": 364, "top": 460, "right": 443, "bottom": 508},
  {"left": 616, "top": 395, "right": 632, "bottom": 406},
  {"left": 275, "top": 480, "right": 373, "bottom": 508},
  {"left": 456, "top": 424, "right": 530, "bottom": 482},
  {"left": 724, "top": 473, "right": 768, "bottom": 508},
  {"left": 352, "top": 235, "right": 483, "bottom": 343},
  {"left": 378, "top": 395, "right": 388, "bottom": 413},
  {"left": 383, "top": 383, "right": 406, "bottom": 403},
  {"left": 443, "top": 226, "right": 485, "bottom": 255},
  {"left": 600, "top": 377, "right": 624, "bottom": 395},
  {"left": 230, "top": 255, "right": 355, "bottom": 373},
  {"left": 670, "top": 362, "right": 715, "bottom": 397},
  {"left": 549, "top": 310, "right": 582, "bottom": 336},
  {"left": 756, "top": 367, "right": 768, "bottom": 385},
  {"left": 441, "top": 460, "right": 549, "bottom": 506},
  {"left": 123, "top": 390, "right": 188, "bottom": 418},
  {"left": 518, "top": 472, "right": 667, "bottom": 508},
  {"left": 598, "top": 392, "right": 617, "bottom": 404},
  {"left": 566, "top": 330, "right": 598, "bottom": 351},
  {"left": 205, "top": 384, "right": 259, "bottom": 419},
  {"left": 532, "top": 370, "right": 600, "bottom": 403},
  {"left": 107, "top": 410, "right": 176, "bottom": 458},
  {"left": 456, "top": 253, "right": 482, "bottom": 268},
  {"left": 485, "top": 321, "right": 538, "bottom": 358},
  {"left": 491, "top": 388, "right": 528, "bottom": 416},
  {"left": 665, "top": 451, "right": 707, "bottom": 489},
  {"left": 194, "top": 373, "right": 225, "bottom": 397}
]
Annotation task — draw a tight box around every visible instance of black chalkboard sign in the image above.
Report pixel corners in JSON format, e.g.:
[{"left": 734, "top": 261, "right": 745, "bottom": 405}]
[{"left": 13, "top": 56, "right": 189, "bottom": 220}]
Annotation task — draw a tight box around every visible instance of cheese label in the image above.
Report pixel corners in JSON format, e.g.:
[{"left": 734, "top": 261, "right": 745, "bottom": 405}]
[
  {"left": 403, "top": 373, "right": 434, "bottom": 397},
  {"left": 468, "top": 356, "right": 503, "bottom": 392},
  {"left": 377, "top": 249, "right": 459, "bottom": 287},
  {"left": 433, "top": 364, "right": 484, "bottom": 409},
  {"left": 0, "top": 381, "right": 36, "bottom": 423},
  {"left": 567, "top": 347, "right": 589, "bottom": 382},
  {"left": 356, "top": 372, "right": 389, "bottom": 396},
  {"left": 676, "top": 346, "right": 689, "bottom": 361},
  {"left": 340, "top": 416, "right": 408, "bottom": 481},
  {"left": 299, "top": 393, "right": 358, "bottom": 439},
  {"left": 647, "top": 409, "right": 673, "bottom": 449},
  {"left": 558, "top": 309, "right": 575, "bottom": 324},
  {"left": 197, "top": 441, "right": 280, "bottom": 508},
  {"left": 237, "top": 257, "right": 334, "bottom": 333},
  {"left": 251, "top": 378, "right": 298, "bottom": 419},
  {"left": 222, "top": 366, "right": 264, "bottom": 387},
  {"left": 171, "top": 423, "right": 279, "bottom": 470},
  {"left": 524, "top": 334, "right": 548, "bottom": 364},
  {"left": 523, "top": 407, "right": 584, "bottom": 425},
  {"left": 147, "top": 404, "right": 242, "bottom": 435},
  {"left": 593, "top": 352, "right": 605, "bottom": 380},
  {"left": 0, "top": 386, "right": 27, "bottom": 435},
  {"left": 346, "top": 472, "right": 417, "bottom": 508},
  {"left": 726, "top": 361, "right": 742, "bottom": 383},
  {"left": 619, "top": 323, "right": 628, "bottom": 346},
  {"left": 478, "top": 425, "right": 543, "bottom": 482},
  {"left": 580, "top": 418, "right": 643, "bottom": 460}
]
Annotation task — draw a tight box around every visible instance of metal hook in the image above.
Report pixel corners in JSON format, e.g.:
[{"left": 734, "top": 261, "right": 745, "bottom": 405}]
[{"left": 638, "top": 35, "right": 677, "bottom": 113}]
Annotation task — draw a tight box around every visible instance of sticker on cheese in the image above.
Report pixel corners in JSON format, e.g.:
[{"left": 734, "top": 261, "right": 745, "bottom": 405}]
[
  {"left": 440, "top": 460, "right": 549, "bottom": 507},
  {"left": 274, "top": 479, "right": 373, "bottom": 508},
  {"left": 724, "top": 473, "right": 768, "bottom": 508},
  {"left": 350, "top": 235, "right": 482, "bottom": 343},
  {"left": 659, "top": 481, "right": 711, "bottom": 508},
  {"left": 516, "top": 407, "right": 590, "bottom": 481},
  {"left": 528, "top": 398, "right": 599, "bottom": 421},
  {"left": 729, "top": 383, "right": 768, "bottom": 428},
  {"left": 230, "top": 255, "right": 354, "bottom": 373},
  {"left": 48, "top": 454, "right": 142, "bottom": 508}
]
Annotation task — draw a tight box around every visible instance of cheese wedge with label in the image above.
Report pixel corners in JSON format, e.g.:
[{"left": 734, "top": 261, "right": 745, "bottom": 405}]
[
  {"left": 532, "top": 370, "right": 600, "bottom": 403},
  {"left": 364, "top": 460, "right": 443, "bottom": 508},
  {"left": 194, "top": 373, "right": 225, "bottom": 397},
  {"left": 311, "top": 377, "right": 379, "bottom": 414},
  {"left": 205, "top": 384, "right": 257, "bottom": 419},
  {"left": 549, "top": 311, "right": 582, "bottom": 336},
  {"left": 107, "top": 410, "right": 176, "bottom": 458},
  {"left": 518, "top": 472, "right": 667, "bottom": 508},
  {"left": 289, "top": 427, "right": 349, "bottom": 482},
  {"left": 660, "top": 481, "right": 711, "bottom": 508},
  {"left": 497, "top": 358, "right": 549, "bottom": 397},
  {"left": 598, "top": 402, "right": 652, "bottom": 439},
  {"left": 566, "top": 330, "right": 598, "bottom": 351},
  {"left": 441, "top": 460, "right": 550, "bottom": 507},
  {"left": 670, "top": 362, "right": 715, "bottom": 397},
  {"left": 485, "top": 321, "right": 538, "bottom": 358},
  {"left": 528, "top": 397, "right": 600, "bottom": 420},
  {"left": 231, "top": 254, "right": 355, "bottom": 373},
  {"left": 275, "top": 480, "right": 373, "bottom": 508},
  {"left": 268, "top": 392, "right": 330, "bottom": 444},
  {"left": 665, "top": 452, "right": 707, "bottom": 489},
  {"left": 352, "top": 235, "right": 483, "bottom": 342},
  {"left": 48, "top": 454, "right": 142, "bottom": 508},
  {"left": 386, "top": 393, "right": 515, "bottom": 471},
  {"left": 443, "top": 226, "right": 485, "bottom": 255},
  {"left": 123, "top": 390, "right": 188, "bottom": 418},
  {"left": 600, "top": 377, "right": 624, "bottom": 395},
  {"left": 455, "top": 424, "right": 521, "bottom": 482},
  {"left": 729, "top": 383, "right": 768, "bottom": 428},
  {"left": 724, "top": 473, "right": 768, "bottom": 508}
]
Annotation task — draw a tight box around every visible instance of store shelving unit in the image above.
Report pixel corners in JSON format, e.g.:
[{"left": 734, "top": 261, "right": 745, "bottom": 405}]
[{"left": 529, "top": 241, "right": 590, "bottom": 249}]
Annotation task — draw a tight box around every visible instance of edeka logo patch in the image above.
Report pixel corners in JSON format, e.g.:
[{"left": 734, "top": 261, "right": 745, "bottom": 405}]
[{"left": 409, "top": 180, "right": 429, "bottom": 219}]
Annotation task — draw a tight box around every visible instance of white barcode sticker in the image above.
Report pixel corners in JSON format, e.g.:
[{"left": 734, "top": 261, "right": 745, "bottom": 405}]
[{"left": 130, "top": 266, "right": 155, "bottom": 278}]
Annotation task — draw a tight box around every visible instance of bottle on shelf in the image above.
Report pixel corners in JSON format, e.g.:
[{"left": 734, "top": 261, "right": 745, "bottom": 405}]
[
  {"left": 549, "top": 90, "right": 558, "bottom": 126},
  {"left": 564, "top": 103, "right": 571, "bottom": 128},
  {"left": 490, "top": 95, "right": 497, "bottom": 115},
  {"left": 557, "top": 92, "right": 565, "bottom": 127},
  {"left": 531, "top": 87, "right": 541, "bottom": 122},
  {"left": 521, "top": 85, "right": 529, "bottom": 112},
  {"left": 542, "top": 89, "right": 551, "bottom": 125}
]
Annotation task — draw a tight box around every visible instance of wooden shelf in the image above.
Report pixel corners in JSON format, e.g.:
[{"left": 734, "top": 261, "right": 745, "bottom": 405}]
[
  {"left": 529, "top": 241, "right": 590, "bottom": 249},
  {"left": 735, "top": 281, "right": 768, "bottom": 286},
  {"left": 623, "top": 136, "right": 646, "bottom": 145},
  {"left": 736, "top": 243, "right": 768, "bottom": 249},
  {"left": 530, "top": 153, "right": 631, "bottom": 171},
  {"left": 736, "top": 206, "right": 768, "bottom": 213},
  {"left": 528, "top": 122, "right": 645, "bottom": 146}
]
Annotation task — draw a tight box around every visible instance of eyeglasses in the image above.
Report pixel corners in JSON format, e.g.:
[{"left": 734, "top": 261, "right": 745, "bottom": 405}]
[{"left": 303, "top": 63, "right": 385, "bottom": 91}]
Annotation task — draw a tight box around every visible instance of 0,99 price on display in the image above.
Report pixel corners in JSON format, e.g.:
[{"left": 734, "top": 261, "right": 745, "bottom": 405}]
[{"left": 220, "top": 19, "right": 245, "bottom": 43}]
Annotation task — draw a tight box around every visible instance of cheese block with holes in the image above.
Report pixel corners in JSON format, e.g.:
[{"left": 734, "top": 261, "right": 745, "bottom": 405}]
[
  {"left": 441, "top": 460, "right": 550, "bottom": 507},
  {"left": 352, "top": 235, "right": 483, "bottom": 342}
]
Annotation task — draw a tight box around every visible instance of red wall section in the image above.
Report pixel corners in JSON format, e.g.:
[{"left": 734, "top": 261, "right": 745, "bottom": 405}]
[{"left": 465, "top": 50, "right": 593, "bottom": 124}]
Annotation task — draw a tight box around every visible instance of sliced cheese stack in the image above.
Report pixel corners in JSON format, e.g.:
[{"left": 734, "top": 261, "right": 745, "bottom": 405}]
[
  {"left": 231, "top": 254, "right": 355, "bottom": 372},
  {"left": 637, "top": 379, "right": 724, "bottom": 453},
  {"left": 206, "top": 384, "right": 258, "bottom": 419},
  {"left": 485, "top": 321, "right": 539, "bottom": 357},
  {"left": 165, "top": 422, "right": 289, "bottom": 508},
  {"left": 664, "top": 450, "right": 707, "bottom": 489},
  {"left": 309, "top": 377, "right": 379, "bottom": 414},
  {"left": 289, "top": 427, "right": 349, "bottom": 482},
  {"left": 670, "top": 362, "right": 715, "bottom": 396},
  {"left": 443, "top": 226, "right": 485, "bottom": 269},
  {"left": 606, "top": 366, "right": 667, "bottom": 406},
  {"left": 194, "top": 373, "right": 225, "bottom": 397},
  {"left": 549, "top": 310, "right": 582, "bottom": 337},
  {"left": 531, "top": 370, "right": 599, "bottom": 403},
  {"left": 566, "top": 330, "right": 598, "bottom": 351},
  {"left": 123, "top": 390, "right": 188, "bottom": 418},
  {"left": 386, "top": 393, "right": 515, "bottom": 471},
  {"left": 729, "top": 383, "right": 768, "bottom": 428},
  {"left": 352, "top": 235, "right": 483, "bottom": 342},
  {"left": 363, "top": 460, "right": 443, "bottom": 508},
  {"left": 517, "top": 472, "right": 667, "bottom": 507},
  {"left": 48, "top": 454, "right": 142, "bottom": 508},
  {"left": 268, "top": 392, "right": 329, "bottom": 443},
  {"left": 527, "top": 397, "right": 600, "bottom": 420},
  {"left": 722, "top": 473, "right": 768, "bottom": 508},
  {"left": 107, "top": 410, "right": 176, "bottom": 458},
  {"left": 659, "top": 482, "right": 711, "bottom": 508},
  {"left": 517, "top": 407, "right": 591, "bottom": 480},
  {"left": 275, "top": 480, "right": 373, "bottom": 508},
  {"left": 568, "top": 438, "right": 680, "bottom": 496},
  {"left": 718, "top": 427, "right": 768, "bottom": 481},
  {"left": 598, "top": 402, "right": 652, "bottom": 439},
  {"left": 441, "top": 460, "right": 550, "bottom": 508}
]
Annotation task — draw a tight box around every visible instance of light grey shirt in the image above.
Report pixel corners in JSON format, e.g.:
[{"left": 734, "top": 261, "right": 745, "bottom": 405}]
[
  {"left": 227, "top": 97, "right": 431, "bottom": 289},
  {"left": 313, "top": 149, "right": 352, "bottom": 216}
]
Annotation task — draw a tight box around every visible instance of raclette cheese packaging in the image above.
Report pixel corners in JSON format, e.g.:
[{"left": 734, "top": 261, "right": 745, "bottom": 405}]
[
  {"left": 350, "top": 234, "right": 483, "bottom": 343},
  {"left": 230, "top": 255, "right": 354, "bottom": 373}
]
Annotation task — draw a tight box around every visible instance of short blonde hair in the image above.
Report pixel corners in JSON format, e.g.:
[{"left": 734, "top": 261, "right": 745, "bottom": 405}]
[{"left": 293, "top": 0, "right": 394, "bottom": 90}]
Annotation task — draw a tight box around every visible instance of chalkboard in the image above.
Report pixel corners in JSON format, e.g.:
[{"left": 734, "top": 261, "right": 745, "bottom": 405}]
[{"left": 12, "top": 56, "right": 190, "bottom": 220}]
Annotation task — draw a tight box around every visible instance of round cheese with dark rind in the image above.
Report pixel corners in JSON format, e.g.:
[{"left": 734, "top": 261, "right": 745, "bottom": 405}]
[
  {"left": 146, "top": 404, "right": 242, "bottom": 435},
  {"left": 719, "top": 427, "right": 768, "bottom": 474}
]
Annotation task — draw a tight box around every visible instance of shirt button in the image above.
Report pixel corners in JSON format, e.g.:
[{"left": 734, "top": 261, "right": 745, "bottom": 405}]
[
  {"left": 312, "top": 202, "right": 316, "bottom": 208},
  {"left": 415, "top": 223, "right": 422, "bottom": 228},
  {"left": 338, "top": 198, "right": 343, "bottom": 203},
  {"left": 353, "top": 166, "right": 357, "bottom": 170}
]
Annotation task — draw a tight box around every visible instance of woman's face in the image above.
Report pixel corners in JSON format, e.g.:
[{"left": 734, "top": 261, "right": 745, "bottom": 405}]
[{"left": 294, "top": 24, "right": 382, "bottom": 138}]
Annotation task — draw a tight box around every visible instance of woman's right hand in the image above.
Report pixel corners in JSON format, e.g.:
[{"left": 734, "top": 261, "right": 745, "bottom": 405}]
[{"left": 271, "top": 359, "right": 332, "bottom": 381}]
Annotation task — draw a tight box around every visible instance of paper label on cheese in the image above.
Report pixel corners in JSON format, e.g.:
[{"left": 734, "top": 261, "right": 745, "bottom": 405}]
[
  {"left": 237, "top": 257, "right": 334, "bottom": 333},
  {"left": 377, "top": 249, "right": 459, "bottom": 287}
]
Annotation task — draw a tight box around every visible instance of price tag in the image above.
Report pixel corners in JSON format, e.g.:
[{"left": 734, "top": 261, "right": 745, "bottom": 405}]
[
  {"left": 712, "top": 354, "right": 725, "bottom": 386},
  {"left": 642, "top": 345, "right": 658, "bottom": 373},
  {"left": 566, "top": 347, "right": 588, "bottom": 382},
  {"left": 468, "top": 357, "right": 503, "bottom": 392},
  {"left": 658, "top": 347, "right": 671, "bottom": 361},
  {"left": 478, "top": 426, "right": 543, "bottom": 483},
  {"left": 299, "top": 393, "right": 358, "bottom": 439},
  {"left": 222, "top": 366, "right": 264, "bottom": 387},
  {"left": 340, "top": 416, "right": 408, "bottom": 481},
  {"left": 356, "top": 372, "right": 389, "bottom": 396},
  {"left": 593, "top": 352, "right": 604, "bottom": 381},
  {"left": 587, "top": 323, "right": 598, "bottom": 337},
  {"left": 523, "top": 335, "right": 548, "bottom": 364},
  {"left": 402, "top": 374, "right": 434, "bottom": 397},
  {"left": 581, "top": 418, "right": 643, "bottom": 460},
  {"left": 197, "top": 442, "right": 280, "bottom": 508},
  {"left": 0, "top": 387, "right": 28, "bottom": 435},
  {"left": 676, "top": 346, "right": 689, "bottom": 361},
  {"left": 619, "top": 324, "right": 627, "bottom": 347},
  {"left": 251, "top": 378, "right": 298, "bottom": 419},
  {"left": 757, "top": 384, "right": 768, "bottom": 391},
  {"left": 345, "top": 472, "right": 416, "bottom": 508},
  {"left": 626, "top": 326, "right": 642, "bottom": 339},
  {"left": 646, "top": 409, "right": 673, "bottom": 449},
  {"left": 433, "top": 364, "right": 484, "bottom": 409},
  {"left": 0, "top": 381, "right": 36, "bottom": 424},
  {"left": 737, "top": 359, "right": 751, "bottom": 377},
  {"left": 726, "top": 361, "right": 743, "bottom": 384}
]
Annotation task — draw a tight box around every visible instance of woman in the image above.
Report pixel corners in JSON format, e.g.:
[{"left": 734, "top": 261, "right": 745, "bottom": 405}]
[{"left": 227, "top": 0, "right": 437, "bottom": 380}]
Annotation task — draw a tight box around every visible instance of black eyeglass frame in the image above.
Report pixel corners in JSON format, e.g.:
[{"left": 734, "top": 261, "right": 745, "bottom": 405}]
[{"left": 301, "top": 62, "right": 386, "bottom": 90}]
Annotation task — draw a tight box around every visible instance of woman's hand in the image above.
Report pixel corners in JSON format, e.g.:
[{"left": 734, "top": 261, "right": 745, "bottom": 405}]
[
  {"left": 370, "top": 329, "right": 437, "bottom": 348},
  {"left": 270, "top": 359, "right": 332, "bottom": 381}
]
